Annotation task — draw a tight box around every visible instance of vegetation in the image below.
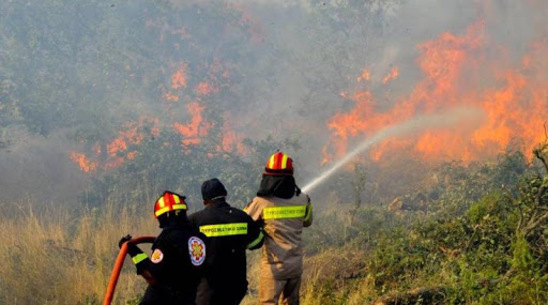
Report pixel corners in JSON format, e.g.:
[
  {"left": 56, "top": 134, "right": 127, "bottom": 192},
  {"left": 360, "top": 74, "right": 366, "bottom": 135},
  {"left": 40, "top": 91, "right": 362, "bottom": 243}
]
[
  {"left": 2, "top": 1, "right": 548, "bottom": 304},
  {"left": 299, "top": 140, "right": 548, "bottom": 305},
  {"left": 1, "top": 142, "right": 546, "bottom": 304}
]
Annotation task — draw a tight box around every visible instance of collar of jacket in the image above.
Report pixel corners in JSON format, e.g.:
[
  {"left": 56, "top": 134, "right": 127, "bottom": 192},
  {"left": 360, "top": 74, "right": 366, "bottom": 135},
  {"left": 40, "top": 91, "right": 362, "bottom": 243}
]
[
  {"left": 161, "top": 217, "right": 191, "bottom": 230},
  {"left": 205, "top": 200, "right": 230, "bottom": 209}
]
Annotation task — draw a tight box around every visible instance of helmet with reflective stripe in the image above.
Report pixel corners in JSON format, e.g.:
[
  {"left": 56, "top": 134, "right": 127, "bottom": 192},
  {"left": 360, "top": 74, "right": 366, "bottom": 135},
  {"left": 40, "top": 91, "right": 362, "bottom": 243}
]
[
  {"left": 264, "top": 151, "right": 294, "bottom": 176},
  {"left": 154, "top": 191, "right": 187, "bottom": 218}
]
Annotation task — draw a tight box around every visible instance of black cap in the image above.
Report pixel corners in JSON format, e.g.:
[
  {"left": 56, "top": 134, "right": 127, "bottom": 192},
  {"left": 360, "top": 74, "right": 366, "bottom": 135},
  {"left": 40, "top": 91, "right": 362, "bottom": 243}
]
[{"left": 201, "top": 178, "right": 228, "bottom": 201}]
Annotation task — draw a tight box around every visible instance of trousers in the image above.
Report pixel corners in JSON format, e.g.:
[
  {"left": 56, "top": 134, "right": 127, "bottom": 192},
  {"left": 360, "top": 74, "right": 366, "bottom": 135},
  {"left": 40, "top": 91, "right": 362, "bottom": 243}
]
[{"left": 258, "top": 275, "right": 301, "bottom": 305}]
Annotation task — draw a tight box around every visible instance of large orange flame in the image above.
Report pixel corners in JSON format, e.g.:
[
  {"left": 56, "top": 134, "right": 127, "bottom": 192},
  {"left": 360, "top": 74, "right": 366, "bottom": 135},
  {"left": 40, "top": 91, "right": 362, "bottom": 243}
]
[
  {"left": 325, "top": 19, "right": 548, "bottom": 164},
  {"left": 173, "top": 102, "right": 212, "bottom": 147}
]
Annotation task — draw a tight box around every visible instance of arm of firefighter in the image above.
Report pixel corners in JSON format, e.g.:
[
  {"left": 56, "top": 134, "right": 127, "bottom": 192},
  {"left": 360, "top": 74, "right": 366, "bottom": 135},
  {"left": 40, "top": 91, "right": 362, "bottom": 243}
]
[
  {"left": 126, "top": 242, "right": 148, "bottom": 275},
  {"left": 244, "top": 199, "right": 263, "bottom": 222},
  {"left": 303, "top": 196, "right": 313, "bottom": 227},
  {"left": 128, "top": 243, "right": 172, "bottom": 286},
  {"left": 246, "top": 217, "right": 264, "bottom": 250}
]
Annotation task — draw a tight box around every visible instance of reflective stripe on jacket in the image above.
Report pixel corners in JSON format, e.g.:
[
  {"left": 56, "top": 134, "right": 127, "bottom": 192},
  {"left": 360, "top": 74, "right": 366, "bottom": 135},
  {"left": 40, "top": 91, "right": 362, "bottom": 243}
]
[
  {"left": 245, "top": 193, "right": 312, "bottom": 279},
  {"left": 189, "top": 201, "right": 263, "bottom": 303}
]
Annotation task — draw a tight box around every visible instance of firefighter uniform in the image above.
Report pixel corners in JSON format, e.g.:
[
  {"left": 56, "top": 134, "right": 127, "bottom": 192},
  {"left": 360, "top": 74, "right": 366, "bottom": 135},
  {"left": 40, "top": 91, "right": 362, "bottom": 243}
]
[
  {"left": 120, "top": 191, "right": 207, "bottom": 305},
  {"left": 189, "top": 178, "right": 264, "bottom": 305},
  {"left": 245, "top": 152, "right": 313, "bottom": 305}
]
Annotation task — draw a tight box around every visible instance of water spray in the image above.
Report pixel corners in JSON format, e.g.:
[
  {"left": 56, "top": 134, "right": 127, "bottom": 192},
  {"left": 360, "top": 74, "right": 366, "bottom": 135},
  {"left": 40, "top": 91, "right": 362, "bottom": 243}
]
[{"left": 301, "top": 107, "right": 483, "bottom": 194}]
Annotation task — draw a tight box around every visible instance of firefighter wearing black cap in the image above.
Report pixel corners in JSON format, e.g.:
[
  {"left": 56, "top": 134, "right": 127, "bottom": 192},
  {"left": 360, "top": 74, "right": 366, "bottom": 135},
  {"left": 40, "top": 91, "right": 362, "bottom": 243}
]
[
  {"left": 244, "top": 151, "right": 313, "bottom": 305},
  {"left": 189, "top": 178, "right": 264, "bottom": 305},
  {"left": 119, "top": 191, "right": 207, "bottom": 305}
]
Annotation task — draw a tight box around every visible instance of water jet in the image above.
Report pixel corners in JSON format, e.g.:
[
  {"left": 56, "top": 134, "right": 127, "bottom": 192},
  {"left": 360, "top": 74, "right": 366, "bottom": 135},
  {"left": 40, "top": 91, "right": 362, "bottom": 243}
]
[{"left": 301, "top": 107, "right": 483, "bottom": 193}]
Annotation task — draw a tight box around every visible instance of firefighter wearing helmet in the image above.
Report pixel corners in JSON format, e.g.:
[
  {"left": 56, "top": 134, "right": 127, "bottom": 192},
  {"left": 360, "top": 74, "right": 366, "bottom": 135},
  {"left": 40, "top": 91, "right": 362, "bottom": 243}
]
[
  {"left": 118, "top": 191, "right": 207, "bottom": 305},
  {"left": 189, "top": 178, "right": 264, "bottom": 305},
  {"left": 244, "top": 151, "right": 313, "bottom": 305}
]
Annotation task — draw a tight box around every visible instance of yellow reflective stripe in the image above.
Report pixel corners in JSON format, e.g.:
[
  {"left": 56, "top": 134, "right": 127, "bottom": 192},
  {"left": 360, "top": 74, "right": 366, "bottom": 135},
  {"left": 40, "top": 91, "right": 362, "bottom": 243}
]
[
  {"left": 155, "top": 207, "right": 169, "bottom": 217},
  {"left": 247, "top": 231, "right": 264, "bottom": 249},
  {"left": 132, "top": 253, "right": 148, "bottom": 264},
  {"left": 158, "top": 197, "right": 165, "bottom": 208},
  {"left": 281, "top": 154, "right": 288, "bottom": 169},
  {"left": 304, "top": 204, "right": 312, "bottom": 222},
  {"left": 200, "top": 223, "right": 248, "bottom": 237},
  {"left": 263, "top": 205, "right": 306, "bottom": 219},
  {"left": 154, "top": 204, "right": 187, "bottom": 217},
  {"left": 268, "top": 154, "right": 276, "bottom": 169},
  {"left": 159, "top": 194, "right": 181, "bottom": 207},
  {"left": 172, "top": 204, "right": 186, "bottom": 210}
]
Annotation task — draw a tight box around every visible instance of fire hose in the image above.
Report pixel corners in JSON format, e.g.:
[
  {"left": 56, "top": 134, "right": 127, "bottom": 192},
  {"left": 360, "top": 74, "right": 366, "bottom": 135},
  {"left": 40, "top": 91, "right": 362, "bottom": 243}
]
[{"left": 102, "top": 235, "right": 155, "bottom": 305}]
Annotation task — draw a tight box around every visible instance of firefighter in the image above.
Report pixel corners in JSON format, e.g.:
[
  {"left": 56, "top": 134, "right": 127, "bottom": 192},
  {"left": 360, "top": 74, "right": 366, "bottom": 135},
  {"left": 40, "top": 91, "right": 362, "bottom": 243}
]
[
  {"left": 119, "top": 191, "right": 207, "bottom": 305},
  {"left": 189, "top": 178, "right": 264, "bottom": 305},
  {"left": 244, "top": 151, "right": 313, "bottom": 305}
]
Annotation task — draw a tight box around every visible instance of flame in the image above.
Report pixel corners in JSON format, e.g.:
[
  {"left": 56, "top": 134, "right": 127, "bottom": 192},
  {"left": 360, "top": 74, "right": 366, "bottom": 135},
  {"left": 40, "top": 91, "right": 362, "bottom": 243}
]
[
  {"left": 107, "top": 138, "right": 127, "bottom": 157},
  {"left": 164, "top": 92, "right": 180, "bottom": 102},
  {"left": 221, "top": 130, "right": 242, "bottom": 152},
  {"left": 70, "top": 118, "right": 158, "bottom": 172},
  {"left": 171, "top": 66, "right": 187, "bottom": 90},
  {"left": 321, "top": 146, "right": 332, "bottom": 165},
  {"left": 70, "top": 7, "right": 264, "bottom": 175},
  {"left": 107, "top": 122, "right": 145, "bottom": 157},
  {"left": 382, "top": 67, "right": 399, "bottom": 84},
  {"left": 220, "top": 116, "right": 248, "bottom": 155},
  {"left": 325, "top": 18, "right": 548, "bottom": 164},
  {"left": 69, "top": 152, "right": 98, "bottom": 173},
  {"left": 127, "top": 151, "right": 137, "bottom": 160},
  {"left": 162, "top": 65, "right": 189, "bottom": 102},
  {"left": 195, "top": 82, "right": 216, "bottom": 96},
  {"left": 357, "top": 69, "right": 370, "bottom": 82},
  {"left": 173, "top": 102, "right": 211, "bottom": 146}
]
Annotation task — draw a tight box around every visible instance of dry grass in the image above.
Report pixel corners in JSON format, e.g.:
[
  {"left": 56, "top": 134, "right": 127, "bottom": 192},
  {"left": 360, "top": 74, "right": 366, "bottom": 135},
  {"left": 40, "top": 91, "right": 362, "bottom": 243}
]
[
  {"left": 300, "top": 248, "right": 376, "bottom": 305},
  {"left": 0, "top": 199, "right": 360, "bottom": 304},
  {"left": 241, "top": 247, "right": 372, "bottom": 305},
  {"left": 0, "top": 199, "right": 158, "bottom": 304}
]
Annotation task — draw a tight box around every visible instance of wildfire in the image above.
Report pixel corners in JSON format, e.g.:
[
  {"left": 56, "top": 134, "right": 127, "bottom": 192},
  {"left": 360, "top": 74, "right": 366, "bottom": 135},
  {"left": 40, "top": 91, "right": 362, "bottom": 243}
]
[
  {"left": 70, "top": 118, "right": 158, "bottom": 172},
  {"left": 220, "top": 116, "right": 248, "bottom": 155},
  {"left": 195, "top": 82, "right": 216, "bottom": 96},
  {"left": 68, "top": 5, "right": 263, "bottom": 174},
  {"left": 325, "top": 19, "right": 548, "bottom": 164},
  {"left": 171, "top": 65, "right": 187, "bottom": 90},
  {"left": 173, "top": 102, "right": 211, "bottom": 146},
  {"left": 69, "top": 152, "right": 98, "bottom": 173},
  {"left": 382, "top": 67, "right": 399, "bottom": 84},
  {"left": 357, "top": 68, "right": 371, "bottom": 82}
]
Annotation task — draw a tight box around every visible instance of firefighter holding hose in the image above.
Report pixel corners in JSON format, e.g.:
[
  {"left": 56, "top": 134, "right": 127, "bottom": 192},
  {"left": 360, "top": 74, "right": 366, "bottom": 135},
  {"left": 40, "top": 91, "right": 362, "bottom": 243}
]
[
  {"left": 244, "top": 151, "right": 313, "bottom": 305},
  {"left": 119, "top": 191, "right": 207, "bottom": 305}
]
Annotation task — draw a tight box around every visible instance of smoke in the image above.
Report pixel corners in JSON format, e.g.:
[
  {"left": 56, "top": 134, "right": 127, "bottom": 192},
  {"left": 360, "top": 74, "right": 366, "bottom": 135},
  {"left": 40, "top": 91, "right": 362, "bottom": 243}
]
[
  {"left": 0, "top": 0, "right": 546, "bottom": 203},
  {"left": 233, "top": 0, "right": 545, "bottom": 169},
  {"left": 302, "top": 107, "right": 485, "bottom": 193}
]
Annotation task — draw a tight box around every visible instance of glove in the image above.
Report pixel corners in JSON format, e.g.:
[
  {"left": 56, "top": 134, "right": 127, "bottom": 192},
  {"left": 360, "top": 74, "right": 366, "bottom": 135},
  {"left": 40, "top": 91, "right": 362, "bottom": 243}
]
[{"left": 119, "top": 234, "right": 132, "bottom": 248}]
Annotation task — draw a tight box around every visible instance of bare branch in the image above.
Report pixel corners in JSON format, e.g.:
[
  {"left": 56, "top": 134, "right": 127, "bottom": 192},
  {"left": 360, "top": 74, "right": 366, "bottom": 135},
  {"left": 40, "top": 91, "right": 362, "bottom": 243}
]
[
  {"left": 524, "top": 210, "right": 548, "bottom": 236},
  {"left": 502, "top": 186, "right": 523, "bottom": 234},
  {"left": 534, "top": 148, "right": 548, "bottom": 173}
]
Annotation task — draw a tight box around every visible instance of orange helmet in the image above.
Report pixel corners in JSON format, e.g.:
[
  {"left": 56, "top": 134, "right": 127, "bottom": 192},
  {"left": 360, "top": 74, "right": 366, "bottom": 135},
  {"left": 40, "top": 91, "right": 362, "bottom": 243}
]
[
  {"left": 264, "top": 151, "right": 294, "bottom": 176},
  {"left": 154, "top": 191, "right": 187, "bottom": 218}
]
